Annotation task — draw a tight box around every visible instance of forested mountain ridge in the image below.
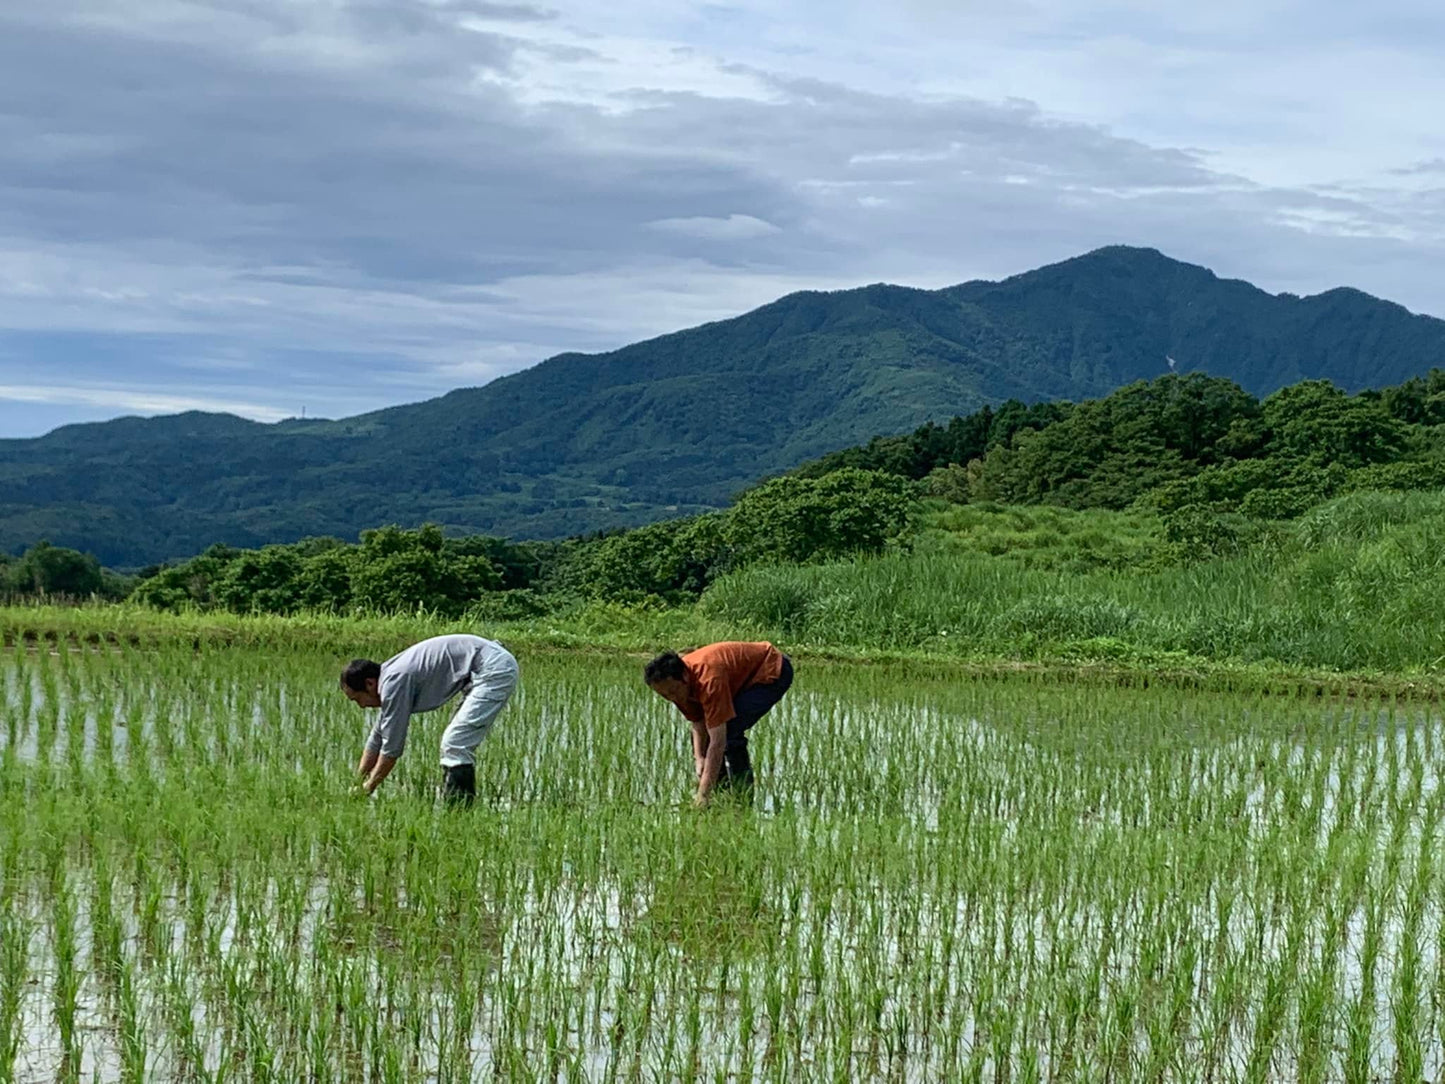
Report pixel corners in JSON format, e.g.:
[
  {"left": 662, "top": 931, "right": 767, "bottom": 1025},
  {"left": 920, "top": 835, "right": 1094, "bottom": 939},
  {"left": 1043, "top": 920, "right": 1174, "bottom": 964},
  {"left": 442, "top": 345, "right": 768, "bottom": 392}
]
[{"left": 5, "top": 245, "right": 1445, "bottom": 566}]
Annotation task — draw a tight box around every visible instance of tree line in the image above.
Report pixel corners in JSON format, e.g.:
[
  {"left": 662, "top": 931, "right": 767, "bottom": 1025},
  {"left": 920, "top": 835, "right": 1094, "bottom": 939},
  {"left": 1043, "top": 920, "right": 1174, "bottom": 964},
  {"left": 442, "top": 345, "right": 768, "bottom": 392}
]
[
  {"left": 9, "top": 369, "right": 1445, "bottom": 613},
  {"left": 790, "top": 370, "right": 1445, "bottom": 556},
  {"left": 68, "top": 469, "right": 914, "bottom": 616}
]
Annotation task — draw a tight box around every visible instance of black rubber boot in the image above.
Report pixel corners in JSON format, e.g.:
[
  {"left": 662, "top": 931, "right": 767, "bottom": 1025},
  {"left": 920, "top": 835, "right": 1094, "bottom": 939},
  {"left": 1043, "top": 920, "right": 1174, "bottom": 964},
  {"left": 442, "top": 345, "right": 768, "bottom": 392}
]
[
  {"left": 442, "top": 764, "right": 476, "bottom": 808},
  {"left": 719, "top": 745, "right": 755, "bottom": 804}
]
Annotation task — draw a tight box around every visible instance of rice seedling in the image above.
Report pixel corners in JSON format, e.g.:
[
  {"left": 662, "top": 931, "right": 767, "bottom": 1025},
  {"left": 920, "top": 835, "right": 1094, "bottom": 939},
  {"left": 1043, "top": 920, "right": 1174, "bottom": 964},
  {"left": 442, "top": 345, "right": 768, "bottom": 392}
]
[{"left": 1, "top": 629, "right": 1444, "bottom": 1080}]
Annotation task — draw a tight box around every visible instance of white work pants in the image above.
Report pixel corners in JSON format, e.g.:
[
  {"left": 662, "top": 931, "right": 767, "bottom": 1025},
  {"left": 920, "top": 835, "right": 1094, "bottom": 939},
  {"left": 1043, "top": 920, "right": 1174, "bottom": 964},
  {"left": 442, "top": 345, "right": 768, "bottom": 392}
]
[{"left": 439, "top": 646, "right": 519, "bottom": 767}]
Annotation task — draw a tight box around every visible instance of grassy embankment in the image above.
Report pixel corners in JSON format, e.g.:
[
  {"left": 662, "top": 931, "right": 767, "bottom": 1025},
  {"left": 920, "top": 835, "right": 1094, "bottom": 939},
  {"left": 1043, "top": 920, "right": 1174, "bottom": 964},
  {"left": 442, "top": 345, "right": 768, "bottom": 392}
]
[{"left": 6, "top": 489, "right": 1445, "bottom": 696}]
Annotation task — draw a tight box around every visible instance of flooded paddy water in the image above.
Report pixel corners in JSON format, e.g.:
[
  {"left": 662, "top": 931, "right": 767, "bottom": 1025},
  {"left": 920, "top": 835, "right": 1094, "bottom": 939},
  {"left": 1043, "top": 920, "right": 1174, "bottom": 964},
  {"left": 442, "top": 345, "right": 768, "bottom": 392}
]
[{"left": 2, "top": 640, "right": 1443, "bottom": 1081}]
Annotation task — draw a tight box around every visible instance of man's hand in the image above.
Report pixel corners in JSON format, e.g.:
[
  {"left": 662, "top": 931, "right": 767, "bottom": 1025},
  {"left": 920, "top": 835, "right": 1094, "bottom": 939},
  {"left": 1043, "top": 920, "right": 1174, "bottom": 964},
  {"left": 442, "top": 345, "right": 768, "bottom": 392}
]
[
  {"left": 360, "top": 752, "right": 399, "bottom": 796},
  {"left": 694, "top": 724, "right": 727, "bottom": 806},
  {"left": 352, "top": 747, "right": 384, "bottom": 799},
  {"left": 691, "top": 723, "right": 708, "bottom": 776}
]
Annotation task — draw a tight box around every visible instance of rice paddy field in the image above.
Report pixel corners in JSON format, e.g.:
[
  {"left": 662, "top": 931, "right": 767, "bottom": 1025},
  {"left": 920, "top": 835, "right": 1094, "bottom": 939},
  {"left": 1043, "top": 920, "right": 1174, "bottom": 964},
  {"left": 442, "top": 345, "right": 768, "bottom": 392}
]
[{"left": 3, "top": 636, "right": 1445, "bottom": 1082}]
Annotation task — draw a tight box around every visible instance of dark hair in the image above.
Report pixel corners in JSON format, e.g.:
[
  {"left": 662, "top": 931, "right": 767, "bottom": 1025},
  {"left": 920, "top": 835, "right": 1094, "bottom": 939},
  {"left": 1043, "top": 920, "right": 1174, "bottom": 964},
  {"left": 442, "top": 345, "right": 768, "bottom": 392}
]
[
  {"left": 341, "top": 658, "right": 381, "bottom": 691},
  {"left": 643, "top": 651, "right": 687, "bottom": 685}
]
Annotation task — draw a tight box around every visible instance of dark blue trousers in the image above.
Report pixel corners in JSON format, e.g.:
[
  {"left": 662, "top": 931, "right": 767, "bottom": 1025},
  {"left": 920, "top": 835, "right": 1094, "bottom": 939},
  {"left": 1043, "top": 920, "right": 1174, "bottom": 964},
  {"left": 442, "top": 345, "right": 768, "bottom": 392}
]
[{"left": 718, "top": 656, "right": 793, "bottom": 790}]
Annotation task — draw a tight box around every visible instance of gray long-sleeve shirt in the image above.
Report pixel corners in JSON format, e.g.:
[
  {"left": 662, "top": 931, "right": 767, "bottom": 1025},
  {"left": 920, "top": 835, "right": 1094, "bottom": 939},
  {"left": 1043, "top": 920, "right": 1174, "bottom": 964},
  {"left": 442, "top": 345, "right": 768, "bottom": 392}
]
[{"left": 365, "top": 634, "right": 512, "bottom": 758}]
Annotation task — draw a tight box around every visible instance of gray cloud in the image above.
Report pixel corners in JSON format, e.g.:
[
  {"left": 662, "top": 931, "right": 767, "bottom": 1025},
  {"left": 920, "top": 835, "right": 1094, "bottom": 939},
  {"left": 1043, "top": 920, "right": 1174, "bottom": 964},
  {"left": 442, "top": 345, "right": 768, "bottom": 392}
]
[
  {"left": 1394, "top": 159, "right": 1445, "bottom": 176},
  {"left": 0, "top": 0, "right": 1442, "bottom": 435}
]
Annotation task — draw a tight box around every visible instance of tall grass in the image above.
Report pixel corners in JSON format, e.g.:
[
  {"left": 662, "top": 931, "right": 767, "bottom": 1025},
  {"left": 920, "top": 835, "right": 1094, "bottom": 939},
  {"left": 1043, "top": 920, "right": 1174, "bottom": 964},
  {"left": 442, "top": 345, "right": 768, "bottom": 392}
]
[
  {"left": 921, "top": 500, "right": 1163, "bottom": 572},
  {"left": 703, "top": 490, "right": 1445, "bottom": 672}
]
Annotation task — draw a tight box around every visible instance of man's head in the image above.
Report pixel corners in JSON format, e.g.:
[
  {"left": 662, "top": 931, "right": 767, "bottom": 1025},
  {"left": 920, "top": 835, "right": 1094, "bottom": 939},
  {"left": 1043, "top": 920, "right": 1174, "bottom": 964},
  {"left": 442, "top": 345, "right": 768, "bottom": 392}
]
[
  {"left": 643, "top": 650, "right": 690, "bottom": 706},
  {"left": 340, "top": 659, "right": 383, "bottom": 708}
]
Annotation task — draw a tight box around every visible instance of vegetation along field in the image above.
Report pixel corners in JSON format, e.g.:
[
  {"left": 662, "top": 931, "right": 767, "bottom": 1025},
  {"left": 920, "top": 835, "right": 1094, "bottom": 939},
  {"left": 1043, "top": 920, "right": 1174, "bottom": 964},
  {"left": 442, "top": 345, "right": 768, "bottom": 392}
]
[{"left": 5, "top": 627, "right": 1445, "bottom": 1081}]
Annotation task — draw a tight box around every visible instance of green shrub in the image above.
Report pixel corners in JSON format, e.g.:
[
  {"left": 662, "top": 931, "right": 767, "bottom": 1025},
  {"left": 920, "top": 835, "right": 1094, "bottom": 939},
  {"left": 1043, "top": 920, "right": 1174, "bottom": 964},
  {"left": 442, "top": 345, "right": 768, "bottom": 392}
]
[
  {"left": 1344, "top": 459, "right": 1445, "bottom": 493},
  {"left": 922, "top": 463, "right": 972, "bottom": 504},
  {"left": 1239, "top": 486, "right": 1323, "bottom": 520},
  {"left": 728, "top": 469, "right": 917, "bottom": 565},
  {"left": 133, "top": 526, "right": 504, "bottom": 616},
  {"left": 554, "top": 513, "right": 733, "bottom": 603},
  {"left": 1161, "top": 504, "right": 1244, "bottom": 560},
  {"left": 214, "top": 546, "right": 307, "bottom": 614},
  {"left": 466, "top": 588, "right": 557, "bottom": 623},
  {"left": 131, "top": 545, "right": 239, "bottom": 610},
  {"left": 349, "top": 525, "right": 500, "bottom": 617},
  {"left": 2, "top": 542, "right": 108, "bottom": 599}
]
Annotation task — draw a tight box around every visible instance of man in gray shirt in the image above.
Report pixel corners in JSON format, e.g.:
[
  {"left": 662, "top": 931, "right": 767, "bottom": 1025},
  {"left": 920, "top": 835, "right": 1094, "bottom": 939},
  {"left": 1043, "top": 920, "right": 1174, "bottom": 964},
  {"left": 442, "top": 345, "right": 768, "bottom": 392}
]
[{"left": 340, "top": 634, "right": 519, "bottom": 805}]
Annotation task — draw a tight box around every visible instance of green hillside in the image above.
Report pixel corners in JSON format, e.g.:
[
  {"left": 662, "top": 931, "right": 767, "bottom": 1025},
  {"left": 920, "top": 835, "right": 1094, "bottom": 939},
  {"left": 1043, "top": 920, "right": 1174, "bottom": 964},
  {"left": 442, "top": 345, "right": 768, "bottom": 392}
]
[{"left": 5, "top": 245, "right": 1445, "bottom": 566}]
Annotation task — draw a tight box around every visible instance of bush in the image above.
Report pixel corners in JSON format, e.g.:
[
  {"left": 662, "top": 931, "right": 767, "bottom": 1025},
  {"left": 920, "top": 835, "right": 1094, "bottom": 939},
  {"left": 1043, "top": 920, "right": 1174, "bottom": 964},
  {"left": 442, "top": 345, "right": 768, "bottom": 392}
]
[
  {"left": 922, "top": 463, "right": 972, "bottom": 504},
  {"left": 131, "top": 545, "right": 239, "bottom": 610},
  {"left": 348, "top": 525, "right": 501, "bottom": 617},
  {"left": 728, "top": 469, "right": 917, "bottom": 565},
  {"left": 1160, "top": 504, "right": 1244, "bottom": 560},
  {"left": 1239, "top": 486, "right": 1326, "bottom": 520},
  {"left": 2, "top": 542, "right": 107, "bottom": 599},
  {"left": 133, "top": 526, "right": 504, "bottom": 616},
  {"left": 1150, "top": 458, "right": 1348, "bottom": 520},
  {"left": 1344, "top": 459, "right": 1445, "bottom": 493},
  {"left": 555, "top": 513, "right": 733, "bottom": 604},
  {"left": 1148, "top": 459, "right": 1277, "bottom": 512},
  {"left": 466, "top": 588, "right": 557, "bottom": 623},
  {"left": 698, "top": 572, "right": 815, "bottom": 636},
  {"left": 552, "top": 469, "right": 917, "bottom": 604},
  {"left": 214, "top": 546, "right": 307, "bottom": 614}
]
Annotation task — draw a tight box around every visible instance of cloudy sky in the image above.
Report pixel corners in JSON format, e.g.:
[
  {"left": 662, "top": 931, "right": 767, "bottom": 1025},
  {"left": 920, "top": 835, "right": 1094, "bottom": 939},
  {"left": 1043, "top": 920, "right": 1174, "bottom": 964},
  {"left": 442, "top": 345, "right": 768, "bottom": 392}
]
[{"left": 2, "top": 1, "right": 1443, "bottom": 437}]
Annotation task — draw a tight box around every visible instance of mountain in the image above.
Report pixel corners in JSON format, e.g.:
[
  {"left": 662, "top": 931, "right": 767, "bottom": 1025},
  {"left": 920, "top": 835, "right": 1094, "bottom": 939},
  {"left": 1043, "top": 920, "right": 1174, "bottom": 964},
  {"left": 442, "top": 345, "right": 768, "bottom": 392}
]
[{"left": 6, "top": 245, "right": 1445, "bottom": 567}]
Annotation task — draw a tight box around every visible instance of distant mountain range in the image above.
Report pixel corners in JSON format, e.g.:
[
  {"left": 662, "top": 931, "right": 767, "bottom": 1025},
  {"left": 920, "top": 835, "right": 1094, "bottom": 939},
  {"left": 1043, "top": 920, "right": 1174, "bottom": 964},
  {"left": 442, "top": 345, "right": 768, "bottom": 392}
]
[{"left": 5, "top": 245, "right": 1445, "bottom": 567}]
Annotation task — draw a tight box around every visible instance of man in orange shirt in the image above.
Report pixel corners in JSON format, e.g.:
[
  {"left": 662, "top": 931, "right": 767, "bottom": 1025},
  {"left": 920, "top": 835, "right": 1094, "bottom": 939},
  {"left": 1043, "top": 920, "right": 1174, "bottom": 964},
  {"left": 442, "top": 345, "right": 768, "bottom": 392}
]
[{"left": 643, "top": 641, "right": 794, "bottom": 806}]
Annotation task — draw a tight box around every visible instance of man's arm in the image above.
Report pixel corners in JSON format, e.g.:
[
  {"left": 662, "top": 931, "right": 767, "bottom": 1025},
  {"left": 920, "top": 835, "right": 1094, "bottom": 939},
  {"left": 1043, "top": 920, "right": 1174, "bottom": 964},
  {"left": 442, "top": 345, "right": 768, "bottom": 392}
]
[
  {"left": 363, "top": 754, "right": 399, "bottom": 794},
  {"left": 696, "top": 724, "right": 727, "bottom": 806},
  {"left": 352, "top": 678, "right": 412, "bottom": 797},
  {"left": 356, "top": 722, "right": 383, "bottom": 788},
  {"left": 371, "top": 675, "right": 414, "bottom": 792},
  {"left": 691, "top": 721, "right": 708, "bottom": 779}
]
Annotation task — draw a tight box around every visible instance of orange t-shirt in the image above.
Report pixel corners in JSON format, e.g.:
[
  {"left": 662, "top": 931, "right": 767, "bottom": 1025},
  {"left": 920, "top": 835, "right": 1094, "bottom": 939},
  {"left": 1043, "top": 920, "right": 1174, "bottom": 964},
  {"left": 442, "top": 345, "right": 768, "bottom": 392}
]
[{"left": 678, "top": 641, "right": 785, "bottom": 730}]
